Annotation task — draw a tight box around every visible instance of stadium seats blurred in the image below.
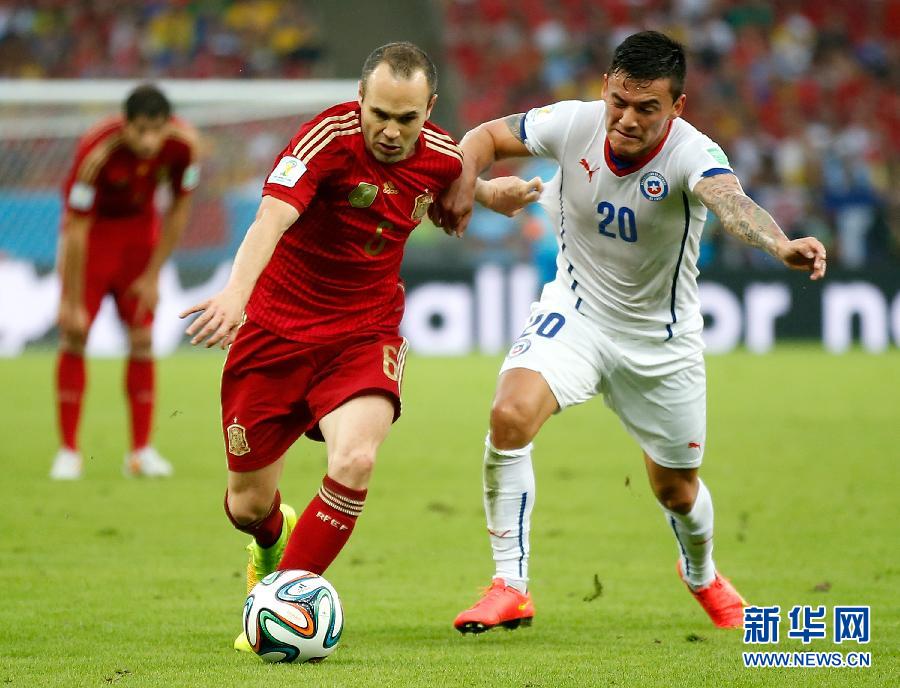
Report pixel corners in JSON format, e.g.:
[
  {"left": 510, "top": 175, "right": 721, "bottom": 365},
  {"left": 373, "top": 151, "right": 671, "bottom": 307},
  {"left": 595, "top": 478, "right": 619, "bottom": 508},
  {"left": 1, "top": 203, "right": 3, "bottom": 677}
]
[
  {"left": 0, "top": 0, "right": 896, "bottom": 269},
  {"left": 0, "top": 0, "right": 327, "bottom": 79}
]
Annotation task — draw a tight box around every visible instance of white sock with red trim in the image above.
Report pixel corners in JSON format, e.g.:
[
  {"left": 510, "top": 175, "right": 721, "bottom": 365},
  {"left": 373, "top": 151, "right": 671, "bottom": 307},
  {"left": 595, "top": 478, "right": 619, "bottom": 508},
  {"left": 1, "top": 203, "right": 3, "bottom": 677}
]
[
  {"left": 663, "top": 479, "right": 716, "bottom": 590},
  {"left": 483, "top": 434, "right": 534, "bottom": 593}
]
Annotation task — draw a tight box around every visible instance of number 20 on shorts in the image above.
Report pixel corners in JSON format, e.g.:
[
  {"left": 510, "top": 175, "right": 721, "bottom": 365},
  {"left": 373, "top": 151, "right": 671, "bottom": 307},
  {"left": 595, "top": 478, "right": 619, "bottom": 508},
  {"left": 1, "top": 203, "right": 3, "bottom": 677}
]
[{"left": 521, "top": 312, "right": 566, "bottom": 339}]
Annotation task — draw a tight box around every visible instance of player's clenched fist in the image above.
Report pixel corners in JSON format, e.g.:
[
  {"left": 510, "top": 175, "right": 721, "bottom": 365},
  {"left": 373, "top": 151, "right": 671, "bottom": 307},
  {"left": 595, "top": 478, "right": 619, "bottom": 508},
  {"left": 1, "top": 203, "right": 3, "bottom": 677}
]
[
  {"left": 431, "top": 171, "right": 476, "bottom": 237},
  {"left": 478, "top": 176, "right": 543, "bottom": 218}
]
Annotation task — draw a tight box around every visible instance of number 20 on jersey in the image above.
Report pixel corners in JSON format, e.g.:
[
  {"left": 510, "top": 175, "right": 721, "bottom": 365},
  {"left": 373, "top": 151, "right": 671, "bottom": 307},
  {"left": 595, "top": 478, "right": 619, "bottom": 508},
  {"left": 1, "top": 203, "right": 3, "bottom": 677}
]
[{"left": 597, "top": 201, "right": 637, "bottom": 243}]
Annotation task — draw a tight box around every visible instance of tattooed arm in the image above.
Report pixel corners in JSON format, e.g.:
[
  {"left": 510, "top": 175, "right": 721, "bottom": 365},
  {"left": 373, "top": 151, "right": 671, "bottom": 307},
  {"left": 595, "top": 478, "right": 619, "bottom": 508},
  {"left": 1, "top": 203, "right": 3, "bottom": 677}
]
[
  {"left": 694, "top": 173, "right": 827, "bottom": 280},
  {"left": 431, "top": 114, "right": 533, "bottom": 236},
  {"left": 464, "top": 113, "right": 533, "bottom": 168}
]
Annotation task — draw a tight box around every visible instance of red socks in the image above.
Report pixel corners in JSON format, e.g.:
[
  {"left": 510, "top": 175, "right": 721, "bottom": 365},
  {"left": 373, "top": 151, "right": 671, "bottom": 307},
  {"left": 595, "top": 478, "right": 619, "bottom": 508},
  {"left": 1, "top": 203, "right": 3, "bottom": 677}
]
[
  {"left": 56, "top": 351, "right": 85, "bottom": 450},
  {"left": 224, "top": 489, "right": 284, "bottom": 549},
  {"left": 126, "top": 358, "right": 154, "bottom": 450},
  {"left": 223, "top": 477, "right": 367, "bottom": 572},
  {"left": 57, "top": 353, "right": 155, "bottom": 453},
  {"left": 279, "top": 475, "right": 367, "bottom": 574}
]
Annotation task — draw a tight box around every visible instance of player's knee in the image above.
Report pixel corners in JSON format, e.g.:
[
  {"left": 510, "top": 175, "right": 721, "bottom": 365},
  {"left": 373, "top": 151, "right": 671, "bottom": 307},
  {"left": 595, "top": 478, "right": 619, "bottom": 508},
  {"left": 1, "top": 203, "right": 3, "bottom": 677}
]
[
  {"left": 654, "top": 484, "right": 695, "bottom": 514},
  {"left": 330, "top": 448, "right": 376, "bottom": 485},
  {"left": 128, "top": 328, "right": 153, "bottom": 357},
  {"left": 225, "top": 491, "right": 272, "bottom": 526},
  {"left": 489, "top": 400, "right": 537, "bottom": 449},
  {"left": 60, "top": 331, "right": 87, "bottom": 354}
]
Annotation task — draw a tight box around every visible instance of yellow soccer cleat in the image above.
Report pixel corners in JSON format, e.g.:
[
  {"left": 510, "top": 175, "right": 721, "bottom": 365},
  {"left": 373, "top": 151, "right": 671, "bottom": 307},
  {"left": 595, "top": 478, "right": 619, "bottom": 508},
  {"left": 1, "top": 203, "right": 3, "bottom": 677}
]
[
  {"left": 233, "top": 630, "right": 253, "bottom": 653},
  {"left": 234, "top": 503, "right": 297, "bottom": 653},
  {"left": 245, "top": 503, "right": 298, "bottom": 592}
]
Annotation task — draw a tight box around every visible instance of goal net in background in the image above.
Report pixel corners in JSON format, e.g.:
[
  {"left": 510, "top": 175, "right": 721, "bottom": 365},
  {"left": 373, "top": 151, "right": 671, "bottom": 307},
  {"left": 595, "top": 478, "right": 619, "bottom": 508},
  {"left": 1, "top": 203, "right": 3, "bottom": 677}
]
[{"left": 0, "top": 79, "right": 356, "bottom": 356}]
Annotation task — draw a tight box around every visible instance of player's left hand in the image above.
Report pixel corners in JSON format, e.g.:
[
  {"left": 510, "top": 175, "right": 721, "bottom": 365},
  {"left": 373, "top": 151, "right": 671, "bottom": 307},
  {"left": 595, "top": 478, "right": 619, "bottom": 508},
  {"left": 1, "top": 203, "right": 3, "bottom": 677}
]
[
  {"left": 127, "top": 271, "right": 160, "bottom": 323},
  {"left": 775, "top": 237, "right": 827, "bottom": 280}
]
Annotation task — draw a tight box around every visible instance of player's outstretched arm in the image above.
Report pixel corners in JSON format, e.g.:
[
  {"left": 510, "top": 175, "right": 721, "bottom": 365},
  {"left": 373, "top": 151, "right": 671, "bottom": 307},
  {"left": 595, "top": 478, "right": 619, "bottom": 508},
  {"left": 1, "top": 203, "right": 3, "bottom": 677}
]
[
  {"left": 432, "top": 114, "right": 532, "bottom": 236},
  {"left": 694, "top": 173, "right": 827, "bottom": 280},
  {"left": 179, "top": 196, "right": 299, "bottom": 348}
]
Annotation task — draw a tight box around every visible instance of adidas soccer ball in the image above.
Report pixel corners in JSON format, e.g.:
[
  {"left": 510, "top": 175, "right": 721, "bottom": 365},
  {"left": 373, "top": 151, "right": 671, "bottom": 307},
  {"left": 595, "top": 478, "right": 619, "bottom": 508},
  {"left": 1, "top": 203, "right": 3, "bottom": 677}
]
[{"left": 243, "top": 569, "right": 343, "bottom": 663}]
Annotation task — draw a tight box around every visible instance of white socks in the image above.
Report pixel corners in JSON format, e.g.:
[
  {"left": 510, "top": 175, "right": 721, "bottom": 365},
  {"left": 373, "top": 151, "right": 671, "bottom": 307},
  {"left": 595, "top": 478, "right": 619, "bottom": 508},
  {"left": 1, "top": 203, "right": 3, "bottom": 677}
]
[
  {"left": 483, "top": 436, "right": 534, "bottom": 593},
  {"left": 482, "top": 433, "right": 716, "bottom": 593},
  {"left": 663, "top": 479, "right": 716, "bottom": 590}
]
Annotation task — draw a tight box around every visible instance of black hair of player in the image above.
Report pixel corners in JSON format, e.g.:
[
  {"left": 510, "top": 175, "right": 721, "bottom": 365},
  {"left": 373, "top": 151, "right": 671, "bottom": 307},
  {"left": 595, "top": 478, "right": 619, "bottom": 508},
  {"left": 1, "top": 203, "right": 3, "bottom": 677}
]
[
  {"left": 609, "top": 31, "right": 686, "bottom": 100},
  {"left": 124, "top": 84, "right": 172, "bottom": 121},
  {"left": 360, "top": 42, "right": 437, "bottom": 99}
]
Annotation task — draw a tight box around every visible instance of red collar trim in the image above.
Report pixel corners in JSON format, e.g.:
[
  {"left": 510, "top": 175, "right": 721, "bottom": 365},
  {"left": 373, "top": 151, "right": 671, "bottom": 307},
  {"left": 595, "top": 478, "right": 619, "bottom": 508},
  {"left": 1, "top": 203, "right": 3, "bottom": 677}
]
[{"left": 604, "top": 120, "right": 673, "bottom": 177}]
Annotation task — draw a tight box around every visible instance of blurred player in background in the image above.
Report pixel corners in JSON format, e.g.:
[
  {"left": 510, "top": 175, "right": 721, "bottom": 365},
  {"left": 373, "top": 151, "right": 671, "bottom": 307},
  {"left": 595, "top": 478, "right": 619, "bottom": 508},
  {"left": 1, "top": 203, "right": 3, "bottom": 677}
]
[
  {"left": 434, "top": 31, "right": 827, "bottom": 633},
  {"left": 51, "top": 84, "right": 199, "bottom": 480},
  {"left": 180, "top": 41, "right": 538, "bottom": 652}
]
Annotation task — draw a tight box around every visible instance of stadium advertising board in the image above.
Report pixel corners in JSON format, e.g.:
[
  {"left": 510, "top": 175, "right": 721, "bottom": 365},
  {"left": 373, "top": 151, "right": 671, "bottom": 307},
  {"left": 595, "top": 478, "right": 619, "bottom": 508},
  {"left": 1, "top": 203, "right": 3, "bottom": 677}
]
[
  {"left": 1, "top": 261, "right": 897, "bottom": 356},
  {"left": 398, "top": 265, "right": 900, "bottom": 355}
]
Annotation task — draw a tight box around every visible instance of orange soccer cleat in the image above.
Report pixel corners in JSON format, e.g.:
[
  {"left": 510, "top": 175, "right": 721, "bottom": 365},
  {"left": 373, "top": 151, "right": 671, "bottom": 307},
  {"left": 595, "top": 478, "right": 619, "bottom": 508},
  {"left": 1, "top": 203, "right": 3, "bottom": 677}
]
[
  {"left": 454, "top": 578, "right": 535, "bottom": 634},
  {"left": 678, "top": 560, "right": 746, "bottom": 629}
]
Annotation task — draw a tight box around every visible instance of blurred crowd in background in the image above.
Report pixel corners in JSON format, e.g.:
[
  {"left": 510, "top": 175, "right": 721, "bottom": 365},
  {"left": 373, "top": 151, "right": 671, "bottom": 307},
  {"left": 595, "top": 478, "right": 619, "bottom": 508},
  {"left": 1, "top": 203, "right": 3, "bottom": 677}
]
[
  {"left": 1, "top": 0, "right": 897, "bottom": 272},
  {"left": 446, "top": 0, "right": 899, "bottom": 273},
  {"left": 0, "top": 0, "right": 326, "bottom": 78}
]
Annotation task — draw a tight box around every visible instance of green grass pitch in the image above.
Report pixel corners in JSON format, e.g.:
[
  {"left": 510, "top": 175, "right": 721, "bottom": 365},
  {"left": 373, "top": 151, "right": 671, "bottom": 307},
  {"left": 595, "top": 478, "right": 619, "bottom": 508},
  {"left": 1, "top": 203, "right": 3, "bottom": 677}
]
[{"left": 1, "top": 348, "right": 897, "bottom": 687}]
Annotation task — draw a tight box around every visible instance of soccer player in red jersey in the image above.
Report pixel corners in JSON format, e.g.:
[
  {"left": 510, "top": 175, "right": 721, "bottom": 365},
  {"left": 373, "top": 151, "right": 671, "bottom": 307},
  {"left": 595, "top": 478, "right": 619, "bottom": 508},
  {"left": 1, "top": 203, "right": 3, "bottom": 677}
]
[
  {"left": 180, "top": 42, "right": 539, "bottom": 651},
  {"left": 51, "top": 84, "right": 200, "bottom": 480}
]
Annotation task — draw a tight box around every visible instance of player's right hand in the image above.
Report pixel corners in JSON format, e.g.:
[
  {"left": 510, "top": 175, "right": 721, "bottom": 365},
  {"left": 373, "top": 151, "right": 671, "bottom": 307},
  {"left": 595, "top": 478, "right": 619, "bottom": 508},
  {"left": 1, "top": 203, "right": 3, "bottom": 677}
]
[
  {"left": 179, "top": 290, "right": 246, "bottom": 349},
  {"left": 775, "top": 236, "right": 828, "bottom": 281},
  {"left": 481, "top": 176, "right": 543, "bottom": 217},
  {"left": 58, "top": 300, "right": 89, "bottom": 338}
]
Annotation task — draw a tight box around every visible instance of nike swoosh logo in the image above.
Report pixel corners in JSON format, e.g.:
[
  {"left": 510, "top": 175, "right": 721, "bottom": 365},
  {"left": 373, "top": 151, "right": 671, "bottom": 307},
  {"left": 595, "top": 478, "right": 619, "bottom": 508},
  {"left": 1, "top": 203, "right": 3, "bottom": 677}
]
[{"left": 517, "top": 602, "right": 529, "bottom": 611}]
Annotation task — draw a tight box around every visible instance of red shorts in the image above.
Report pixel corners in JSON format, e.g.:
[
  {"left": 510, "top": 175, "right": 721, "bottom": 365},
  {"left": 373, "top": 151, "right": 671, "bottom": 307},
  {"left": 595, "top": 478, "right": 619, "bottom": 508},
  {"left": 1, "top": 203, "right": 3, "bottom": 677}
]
[
  {"left": 220, "top": 318, "right": 408, "bottom": 472},
  {"left": 82, "top": 215, "right": 159, "bottom": 328}
]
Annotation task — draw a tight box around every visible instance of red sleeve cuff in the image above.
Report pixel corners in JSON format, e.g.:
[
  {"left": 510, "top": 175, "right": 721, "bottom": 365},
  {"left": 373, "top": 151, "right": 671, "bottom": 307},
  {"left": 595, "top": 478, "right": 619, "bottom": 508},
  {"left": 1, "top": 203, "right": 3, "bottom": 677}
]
[{"left": 262, "top": 188, "right": 308, "bottom": 215}]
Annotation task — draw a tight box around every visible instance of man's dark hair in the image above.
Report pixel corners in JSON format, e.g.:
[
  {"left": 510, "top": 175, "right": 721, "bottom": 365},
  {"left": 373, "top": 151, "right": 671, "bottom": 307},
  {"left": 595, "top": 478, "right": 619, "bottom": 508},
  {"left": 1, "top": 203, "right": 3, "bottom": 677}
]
[
  {"left": 609, "top": 31, "right": 686, "bottom": 100},
  {"left": 360, "top": 42, "right": 437, "bottom": 99},
  {"left": 124, "top": 84, "right": 172, "bottom": 121}
]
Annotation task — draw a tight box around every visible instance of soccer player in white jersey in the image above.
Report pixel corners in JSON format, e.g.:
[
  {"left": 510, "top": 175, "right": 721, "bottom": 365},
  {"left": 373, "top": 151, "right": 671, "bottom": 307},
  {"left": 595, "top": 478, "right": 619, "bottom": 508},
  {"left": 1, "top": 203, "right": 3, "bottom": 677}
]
[{"left": 433, "top": 31, "right": 827, "bottom": 633}]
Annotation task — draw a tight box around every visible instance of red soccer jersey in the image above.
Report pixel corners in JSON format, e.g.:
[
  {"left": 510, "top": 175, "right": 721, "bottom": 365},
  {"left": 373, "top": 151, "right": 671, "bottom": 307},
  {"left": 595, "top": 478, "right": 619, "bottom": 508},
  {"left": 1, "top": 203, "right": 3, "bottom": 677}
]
[
  {"left": 62, "top": 116, "right": 199, "bottom": 221},
  {"left": 247, "top": 101, "right": 463, "bottom": 343}
]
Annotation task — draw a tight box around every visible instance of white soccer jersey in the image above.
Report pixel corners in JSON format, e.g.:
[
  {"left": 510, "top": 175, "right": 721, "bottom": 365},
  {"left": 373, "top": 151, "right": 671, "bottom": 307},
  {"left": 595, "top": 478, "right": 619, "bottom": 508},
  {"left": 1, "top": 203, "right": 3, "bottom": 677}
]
[{"left": 522, "top": 100, "right": 733, "bottom": 341}]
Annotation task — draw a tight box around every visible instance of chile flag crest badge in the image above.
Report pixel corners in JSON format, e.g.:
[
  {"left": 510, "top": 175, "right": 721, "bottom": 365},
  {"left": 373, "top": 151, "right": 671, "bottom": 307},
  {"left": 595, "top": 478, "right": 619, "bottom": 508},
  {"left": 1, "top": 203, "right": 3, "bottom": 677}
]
[{"left": 640, "top": 171, "right": 668, "bottom": 201}]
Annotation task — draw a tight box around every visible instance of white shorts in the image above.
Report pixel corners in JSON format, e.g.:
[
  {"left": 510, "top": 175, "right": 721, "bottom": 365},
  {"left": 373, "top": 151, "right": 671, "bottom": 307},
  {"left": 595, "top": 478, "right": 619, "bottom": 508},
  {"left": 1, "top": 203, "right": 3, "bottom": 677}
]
[{"left": 499, "top": 283, "right": 707, "bottom": 469}]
